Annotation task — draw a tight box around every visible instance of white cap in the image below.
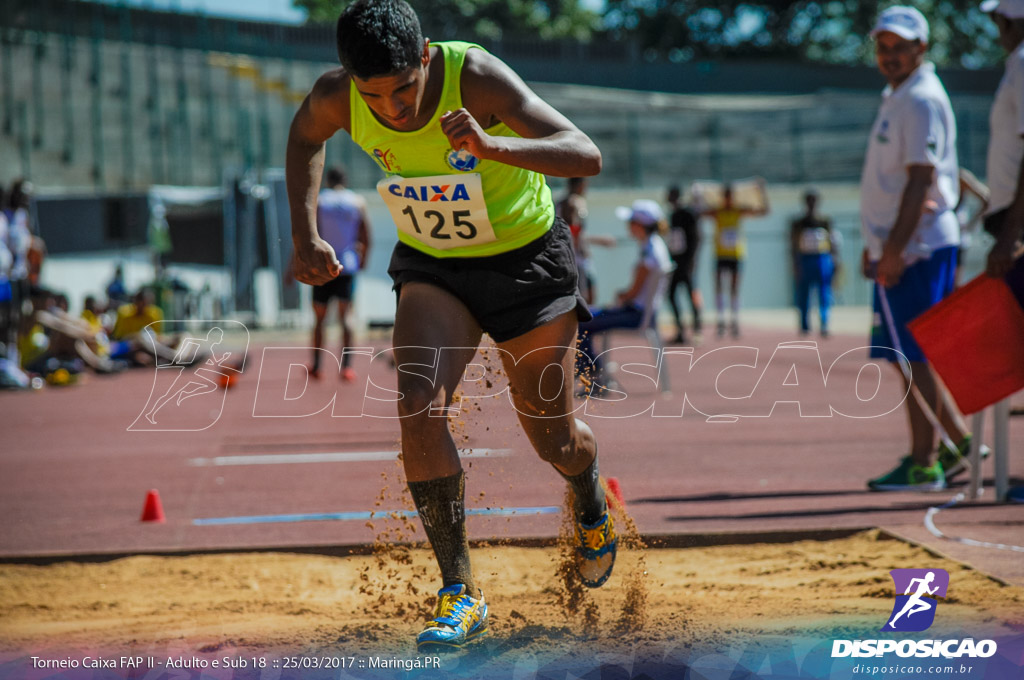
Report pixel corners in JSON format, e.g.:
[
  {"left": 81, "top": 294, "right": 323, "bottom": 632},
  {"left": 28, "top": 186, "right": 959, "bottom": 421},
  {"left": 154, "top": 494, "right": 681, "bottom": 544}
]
[
  {"left": 615, "top": 199, "right": 664, "bottom": 226},
  {"left": 871, "top": 6, "right": 930, "bottom": 42},
  {"left": 981, "top": 0, "right": 1024, "bottom": 18}
]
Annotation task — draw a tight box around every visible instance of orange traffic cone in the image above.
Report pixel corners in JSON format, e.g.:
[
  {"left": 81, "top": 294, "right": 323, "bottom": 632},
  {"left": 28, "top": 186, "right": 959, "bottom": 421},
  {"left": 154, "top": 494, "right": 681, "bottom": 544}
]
[
  {"left": 606, "top": 477, "right": 625, "bottom": 509},
  {"left": 216, "top": 373, "right": 238, "bottom": 389},
  {"left": 140, "top": 489, "right": 166, "bottom": 523}
]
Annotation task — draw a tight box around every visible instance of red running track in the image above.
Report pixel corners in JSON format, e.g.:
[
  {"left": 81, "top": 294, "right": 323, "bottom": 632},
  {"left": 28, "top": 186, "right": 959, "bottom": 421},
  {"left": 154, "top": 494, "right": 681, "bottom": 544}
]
[{"left": 1, "top": 326, "right": 1022, "bottom": 583}]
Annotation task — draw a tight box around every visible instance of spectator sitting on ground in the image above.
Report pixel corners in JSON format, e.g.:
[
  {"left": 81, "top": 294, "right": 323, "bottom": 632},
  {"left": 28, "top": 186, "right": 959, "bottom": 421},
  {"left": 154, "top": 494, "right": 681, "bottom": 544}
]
[
  {"left": 112, "top": 290, "right": 162, "bottom": 340},
  {"left": 575, "top": 199, "right": 673, "bottom": 391},
  {"left": 15, "top": 292, "right": 86, "bottom": 380},
  {"left": 25, "top": 292, "right": 127, "bottom": 375},
  {"left": 110, "top": 290, "right": 179, "bottom": 364},
  {"left": 81, "top": 295, "right": 111, "bottom": 333}
]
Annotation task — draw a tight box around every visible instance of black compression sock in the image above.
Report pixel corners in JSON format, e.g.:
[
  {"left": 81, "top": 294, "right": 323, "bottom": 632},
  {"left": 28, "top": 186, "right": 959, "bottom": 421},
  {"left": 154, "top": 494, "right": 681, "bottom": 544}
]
[
  {"left": 555, "top": 454, "right": 606, "bottom": 525},
  {"left": 407, "top": 471, "right": 475, "bottom": 596}
]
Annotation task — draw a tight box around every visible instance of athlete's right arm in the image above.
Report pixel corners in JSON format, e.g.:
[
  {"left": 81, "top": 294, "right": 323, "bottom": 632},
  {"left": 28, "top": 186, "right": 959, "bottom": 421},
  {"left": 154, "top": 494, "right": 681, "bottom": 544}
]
[{"left": 286, "top": 70, "right": 350, "bottom": 286}]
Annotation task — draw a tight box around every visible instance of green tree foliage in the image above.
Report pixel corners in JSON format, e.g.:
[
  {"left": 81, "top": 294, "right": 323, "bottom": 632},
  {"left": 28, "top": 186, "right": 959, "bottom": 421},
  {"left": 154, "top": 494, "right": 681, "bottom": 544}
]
[
  {"left": 293, "top": 0, "right": 602, "bottom": 41},
  {"left": 293, "top": 0, "right": 1002, "bottom": 67},
  {"left": 603, "top": 0, "right": 1002, "bottom": 68}
]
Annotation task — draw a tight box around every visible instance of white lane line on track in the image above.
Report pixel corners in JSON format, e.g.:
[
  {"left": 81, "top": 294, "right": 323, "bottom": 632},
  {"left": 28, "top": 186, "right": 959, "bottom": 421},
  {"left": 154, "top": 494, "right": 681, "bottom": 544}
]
[
  {"left": 188, "top": 448, "right": 513, "bottom": 467},
  {"left": 193, "top": 506, "right": 560, "bottom": 526}
]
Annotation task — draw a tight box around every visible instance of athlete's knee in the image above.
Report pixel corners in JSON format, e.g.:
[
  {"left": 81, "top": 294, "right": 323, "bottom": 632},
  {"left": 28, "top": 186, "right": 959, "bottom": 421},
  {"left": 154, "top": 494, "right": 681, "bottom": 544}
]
[
  {"left": 531, "top": 418, "right": 590, "bottom": 464},
  {"left": 510, "top": 385, "right": 576, "bottom": 421},
  {"left": 395, "top": 375, "right": 446, "bottom": 419},
  {"left": 531, "top": 427, "right": 575, "bottom": 464}
]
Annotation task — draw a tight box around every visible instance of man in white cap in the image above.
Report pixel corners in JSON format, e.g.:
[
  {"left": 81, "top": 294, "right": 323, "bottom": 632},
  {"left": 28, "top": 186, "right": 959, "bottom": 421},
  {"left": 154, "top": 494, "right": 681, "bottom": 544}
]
[
  {"left": 860, "top": 6, "right": 975, "bottom": 491},
  {"left": 982, "top": 0, "right": 1024, "bottom": 277},
  {"left": 575, "top": 199, "right": 673, "bottom": 389}
]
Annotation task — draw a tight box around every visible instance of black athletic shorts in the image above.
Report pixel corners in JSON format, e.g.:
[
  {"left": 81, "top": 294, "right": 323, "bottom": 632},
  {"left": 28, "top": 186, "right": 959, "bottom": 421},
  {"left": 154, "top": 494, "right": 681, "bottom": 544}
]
[
  {"left": 388, "top": 217, "right": 592, "bottom": 343},
  {"left": 312, "top": 274, "right": 354, "bottom": 304},
  {"left": 671, "top": 256, "right": 696, "bottom": 287},
  {"left": 983, "top": 208, "right": 1008, "bottom": 239},
  {"left": 716, "top": 257, "right": 742, "bottom": 274}
]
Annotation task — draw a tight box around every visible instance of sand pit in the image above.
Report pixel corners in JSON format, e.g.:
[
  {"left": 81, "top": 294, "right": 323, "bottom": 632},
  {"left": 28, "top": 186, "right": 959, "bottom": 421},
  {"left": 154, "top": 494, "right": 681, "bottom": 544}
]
[{"left": 2, "top": 529, "right": 1022, "bottom": 671}]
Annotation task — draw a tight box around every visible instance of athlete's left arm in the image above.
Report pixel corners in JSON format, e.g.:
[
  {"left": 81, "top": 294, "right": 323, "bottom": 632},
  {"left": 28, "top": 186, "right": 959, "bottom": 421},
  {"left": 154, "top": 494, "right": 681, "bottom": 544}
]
[{"left": 442, "top": 50, "right": 601, "bottom": 177}]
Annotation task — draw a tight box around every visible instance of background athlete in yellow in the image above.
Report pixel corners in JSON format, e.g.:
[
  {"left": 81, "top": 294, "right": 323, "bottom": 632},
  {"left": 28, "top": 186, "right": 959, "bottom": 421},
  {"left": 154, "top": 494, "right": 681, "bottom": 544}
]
[
  {"left": 702, "top": 181, "right": 769, "bottom": 338},
  {"left": 285, "top": 0, "right": 612, "bottom": 653}
]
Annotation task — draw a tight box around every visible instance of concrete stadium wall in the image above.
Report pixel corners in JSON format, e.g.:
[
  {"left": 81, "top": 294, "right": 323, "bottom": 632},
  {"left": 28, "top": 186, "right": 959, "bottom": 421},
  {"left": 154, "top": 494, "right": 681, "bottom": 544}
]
[{"left": 1, "top": 17, "right": 999, "bottom": 193}]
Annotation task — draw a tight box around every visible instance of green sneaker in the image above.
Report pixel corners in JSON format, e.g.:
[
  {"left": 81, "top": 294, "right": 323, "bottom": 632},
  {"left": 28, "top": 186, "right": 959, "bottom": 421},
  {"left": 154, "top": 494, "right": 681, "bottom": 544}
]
[
  {"left": 937, "top": 435, "right": 992, "bottom": 481},
  {"left": 868, "top": 456, "right": 946, "bottom": 492}
]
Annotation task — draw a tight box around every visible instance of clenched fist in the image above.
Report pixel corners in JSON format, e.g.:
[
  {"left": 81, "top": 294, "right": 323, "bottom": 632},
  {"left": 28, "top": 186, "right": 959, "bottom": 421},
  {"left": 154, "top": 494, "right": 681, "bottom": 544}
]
[
  {"left": 440, "top": 109, "right": 495, "bottom": 159},
  {"left": 292, "top": 238, "right": 342, "bottom": 285}
]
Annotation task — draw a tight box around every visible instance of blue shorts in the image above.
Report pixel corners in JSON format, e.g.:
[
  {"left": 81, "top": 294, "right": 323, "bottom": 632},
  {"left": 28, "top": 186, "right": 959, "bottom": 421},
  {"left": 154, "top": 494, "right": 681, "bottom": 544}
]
[
  {"left": 109, "top": 340, "right": 133, "bottom": 359},
  {"left": 870, "top": 246, "right": 957, "bottom": 363}
]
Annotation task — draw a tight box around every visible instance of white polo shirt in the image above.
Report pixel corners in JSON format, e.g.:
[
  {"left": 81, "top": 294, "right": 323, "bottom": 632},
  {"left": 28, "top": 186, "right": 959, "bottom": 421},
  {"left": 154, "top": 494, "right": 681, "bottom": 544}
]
[
  {"left": 987, "top": 42, "right": 1024, "bottom": 215},
  {"left": 860, "top": 62, "right": 960, "bottom": 263}
]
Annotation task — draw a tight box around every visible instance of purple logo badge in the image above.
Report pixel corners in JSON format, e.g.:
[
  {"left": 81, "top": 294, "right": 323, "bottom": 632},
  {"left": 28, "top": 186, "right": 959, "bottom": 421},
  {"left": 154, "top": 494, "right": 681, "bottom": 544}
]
[{"left": 881, "top": 568, "right": 949, "bottom": 632}]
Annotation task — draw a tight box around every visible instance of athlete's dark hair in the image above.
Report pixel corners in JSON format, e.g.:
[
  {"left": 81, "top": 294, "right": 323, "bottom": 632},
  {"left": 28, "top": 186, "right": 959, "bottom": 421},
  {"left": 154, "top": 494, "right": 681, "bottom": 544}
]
[
  {"left": 336, "top": 0, "right": 424, "bottom": 80},
  {"left": 325, "top": 165, "right": 347, "bottom": 187}
]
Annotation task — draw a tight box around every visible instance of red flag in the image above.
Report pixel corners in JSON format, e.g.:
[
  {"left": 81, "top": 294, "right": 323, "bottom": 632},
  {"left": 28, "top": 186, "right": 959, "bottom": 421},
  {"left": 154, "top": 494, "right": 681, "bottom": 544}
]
[{"left": 908, "top": 272, "right": 1024, "bottom": 415}]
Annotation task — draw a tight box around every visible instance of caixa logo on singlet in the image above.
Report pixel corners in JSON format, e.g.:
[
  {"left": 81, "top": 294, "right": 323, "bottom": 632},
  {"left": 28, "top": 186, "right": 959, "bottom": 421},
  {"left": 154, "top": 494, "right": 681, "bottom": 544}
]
[
  {"left": 386, "top": 183, "right": 472, "bottom": 202},
  {"left": 446, "top": 147, "right": 479, "bottom": 172}
]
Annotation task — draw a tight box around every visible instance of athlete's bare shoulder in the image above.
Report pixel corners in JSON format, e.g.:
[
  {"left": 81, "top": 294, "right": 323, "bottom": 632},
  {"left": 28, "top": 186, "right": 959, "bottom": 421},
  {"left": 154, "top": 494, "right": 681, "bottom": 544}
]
[
  {"left": 456, "top": 44, "right": 585, "bottom": 143},
  {"left": 459, "top": 47, "right": 530, "bottom": 126},
  {"left": 303, "top": 67, "right": 352, "bottom": 137},
  {"left": 460, "top": 47, "right": 524, "bottom": 90}
]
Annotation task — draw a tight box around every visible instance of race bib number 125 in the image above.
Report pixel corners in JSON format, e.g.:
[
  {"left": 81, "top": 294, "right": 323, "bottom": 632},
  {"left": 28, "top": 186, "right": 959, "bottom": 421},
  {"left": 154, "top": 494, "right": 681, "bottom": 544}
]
[{"left": 378, "top": 173, "right": 497, "bottom": 250}]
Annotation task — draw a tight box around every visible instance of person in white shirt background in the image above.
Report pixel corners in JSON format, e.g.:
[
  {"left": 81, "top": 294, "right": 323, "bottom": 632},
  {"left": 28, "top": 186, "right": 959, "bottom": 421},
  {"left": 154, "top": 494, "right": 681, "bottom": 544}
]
[
  {"left": 859, "top": 6, "right": 976, "bottom": 492},
  {"left": 983, "top": 0, "right": 1024, "bottom": 277},
  {"left": 575, "top": 199, "right": 673, "bottom": 390}
]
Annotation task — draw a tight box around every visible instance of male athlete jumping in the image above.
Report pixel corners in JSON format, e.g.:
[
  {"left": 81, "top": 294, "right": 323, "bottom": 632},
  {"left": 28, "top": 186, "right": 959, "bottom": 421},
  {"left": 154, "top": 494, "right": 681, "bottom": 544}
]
[{"left": 286, "top": 0, "right": 613, "bottom": 652}]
